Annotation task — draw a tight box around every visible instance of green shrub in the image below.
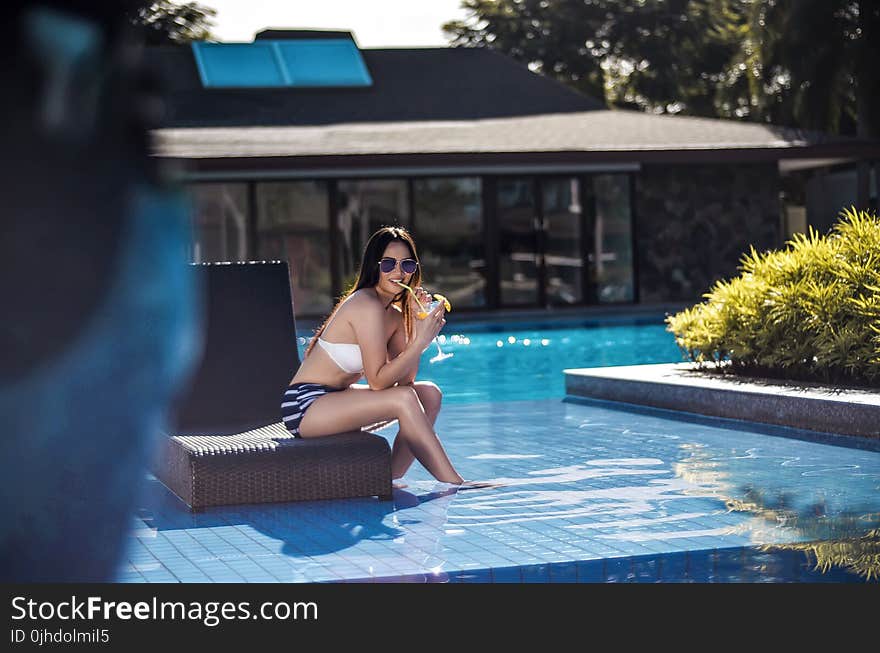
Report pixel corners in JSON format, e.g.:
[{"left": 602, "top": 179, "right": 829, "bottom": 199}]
[{"left": 666, "top": 207, "right": 880, "bottom": 386}]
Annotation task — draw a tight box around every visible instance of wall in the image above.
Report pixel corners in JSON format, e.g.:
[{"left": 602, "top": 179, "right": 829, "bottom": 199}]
[
  {"left": 635, "top": 163, "right": 781, "bottom": 303},
  {"left": 805, "top": 164, "right": 878, "bottom": 233}
]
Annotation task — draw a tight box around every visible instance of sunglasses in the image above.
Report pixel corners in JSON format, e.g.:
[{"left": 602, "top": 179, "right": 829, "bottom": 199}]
[{"left": 379, "top": 257, "right": 419, "bottom": 275}]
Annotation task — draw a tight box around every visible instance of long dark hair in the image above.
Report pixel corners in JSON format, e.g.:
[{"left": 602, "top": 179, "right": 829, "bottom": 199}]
[{"left": 305, "top": 226, "right": 422, "bottom": 357}]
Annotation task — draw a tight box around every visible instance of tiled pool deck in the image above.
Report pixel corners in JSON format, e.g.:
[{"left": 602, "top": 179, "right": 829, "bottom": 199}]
[{"left": 120, "top": 396, "right": 880, "bottom": 583}]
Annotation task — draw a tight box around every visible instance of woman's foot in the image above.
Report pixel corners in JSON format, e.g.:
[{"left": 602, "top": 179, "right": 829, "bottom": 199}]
[
  {"left": 392, "top": 480, "right": 408, "bottom": 490},
  {"left": 456, "top": 480, "right": 502, "bottom": 490}
]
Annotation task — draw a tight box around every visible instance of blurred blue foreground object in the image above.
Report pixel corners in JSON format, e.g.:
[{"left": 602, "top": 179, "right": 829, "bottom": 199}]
[{"left": 0, "top": 2, "right": 200, "bottom": 581}]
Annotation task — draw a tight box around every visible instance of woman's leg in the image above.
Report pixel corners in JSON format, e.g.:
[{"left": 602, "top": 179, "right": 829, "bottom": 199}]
[
  {"left": 390, "top": 381, "right": 442, "bottom": 479},
  {"left": 297, "top": 385, "right": 463, "bottom": 484}
]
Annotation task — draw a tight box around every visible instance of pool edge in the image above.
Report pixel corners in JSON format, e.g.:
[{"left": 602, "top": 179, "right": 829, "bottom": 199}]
[{"left": 564, "top": 363, "right": 880, "bottom": 440}]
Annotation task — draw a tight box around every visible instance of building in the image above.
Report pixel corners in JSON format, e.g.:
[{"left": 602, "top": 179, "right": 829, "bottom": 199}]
[{"left": 148, "top": 29, "right": 880, "bottom": 318}]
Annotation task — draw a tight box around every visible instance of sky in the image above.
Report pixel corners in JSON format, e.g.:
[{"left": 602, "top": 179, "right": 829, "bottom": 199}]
[{"left": 199, "top": 0, "right": 471, "bottom": 47}]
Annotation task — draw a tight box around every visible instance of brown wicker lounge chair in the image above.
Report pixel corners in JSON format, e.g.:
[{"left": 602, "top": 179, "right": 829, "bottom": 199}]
[{"left": 151, "top": 261, "right": 392, "bottom": 511}]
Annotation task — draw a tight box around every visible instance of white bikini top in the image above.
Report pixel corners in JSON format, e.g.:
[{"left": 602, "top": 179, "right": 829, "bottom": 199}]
[
  {"left": 314, "top": 304, "right": 364, "bottom": 374},
  {"left": 316, "top": 337, "right": 364, "bottom": 374}
]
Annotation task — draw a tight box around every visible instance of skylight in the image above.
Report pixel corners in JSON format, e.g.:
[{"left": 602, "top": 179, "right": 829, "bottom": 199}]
[{"left": 191, "top": 39, "right": 372, "bottom": 89}]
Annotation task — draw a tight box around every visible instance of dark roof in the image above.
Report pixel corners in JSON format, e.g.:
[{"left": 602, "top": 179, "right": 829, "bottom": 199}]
[
  {"left": 253, "top": 28, "right": 357, "bottom": 41},
  {"left": 145, "top": 45, "right": 604, "bottom": 127},
  {"left": 154, "top": 110, "right": 880, "bottom": 161}
]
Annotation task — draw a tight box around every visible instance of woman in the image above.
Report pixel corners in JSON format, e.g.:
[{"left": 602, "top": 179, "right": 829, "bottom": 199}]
[{"left": 282, "top": 226, "right": 479, "bottom": 487}]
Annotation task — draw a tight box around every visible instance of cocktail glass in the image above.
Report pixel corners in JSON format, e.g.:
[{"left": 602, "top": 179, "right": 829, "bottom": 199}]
[{"left": 396, "top": 282, "right": 454, "bottom": 363}]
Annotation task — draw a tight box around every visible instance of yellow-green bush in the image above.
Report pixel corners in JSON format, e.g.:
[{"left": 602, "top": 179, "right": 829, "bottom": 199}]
[{"left": 666, "top": 207, "right": 880, "bottom": 386}]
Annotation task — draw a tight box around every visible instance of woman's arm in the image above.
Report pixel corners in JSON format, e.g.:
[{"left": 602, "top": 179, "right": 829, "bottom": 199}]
[
  {"left": 386, "top": 285, "right": 433, "bottom": 386},
  {"left": 353, "top": 296, "right": 441, "bottom": 391},
  {"left": 387, "top": 318, "right": 418, "bottom": 386}
]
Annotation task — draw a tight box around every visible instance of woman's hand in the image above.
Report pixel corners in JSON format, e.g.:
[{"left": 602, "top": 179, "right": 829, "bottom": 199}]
[
  {"left": 411, "top": 301, "right": 446, "bottom": 350},
  {"left": 413, "top": 286, "right": 432, "bottom": 309},
  {"left": 406, "top": 286, "right": 432, "bottom": 321}
]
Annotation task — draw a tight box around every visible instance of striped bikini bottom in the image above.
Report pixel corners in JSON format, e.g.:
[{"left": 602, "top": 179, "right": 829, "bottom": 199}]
[{"left": 281, "top": 382, "right": 344, "bottom": 437}]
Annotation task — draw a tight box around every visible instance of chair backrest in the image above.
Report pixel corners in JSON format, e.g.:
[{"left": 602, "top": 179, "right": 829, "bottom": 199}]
[{"left": 170, "top": 261, "right": 301, "bottom": 435}]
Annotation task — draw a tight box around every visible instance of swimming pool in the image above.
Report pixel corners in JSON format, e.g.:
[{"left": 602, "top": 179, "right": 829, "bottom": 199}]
[
  {"left": 124, "top": 320, "right": 880, "bottom": 583},
  {"left": 299, "top": 320, "right": 683, "bottom": 403}
]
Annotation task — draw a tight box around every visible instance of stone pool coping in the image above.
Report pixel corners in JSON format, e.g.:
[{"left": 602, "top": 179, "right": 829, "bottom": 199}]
[{"left": 564, "top": 363, "right": 880, "bottom": 439}]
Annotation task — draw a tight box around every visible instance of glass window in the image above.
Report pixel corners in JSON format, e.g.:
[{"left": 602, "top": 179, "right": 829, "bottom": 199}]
[
  {"left": 542, "top": 178, "right": 582, "bottom": 305},
  {"left": 188, "top": 183, "right": 249, "bottom": 263},
  {"left": 256, "top": 181, "right": 332, "bottom": 316},
  {"left": 413, "top": 178, "right": 485, "bottom": 308},
  {"left": 498, "top": 178, "right": 539, "bottom": 306},
  {"left": 593, "top": 174, "right": 634, "bottom": 303},
  {"left": 337, "top": 179, "right": 410, "bottom": 287}
]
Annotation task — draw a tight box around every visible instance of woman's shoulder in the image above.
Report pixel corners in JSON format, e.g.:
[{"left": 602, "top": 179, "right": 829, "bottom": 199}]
[{"left": 339, "top": 289, "right": 383, "bottom": 315}]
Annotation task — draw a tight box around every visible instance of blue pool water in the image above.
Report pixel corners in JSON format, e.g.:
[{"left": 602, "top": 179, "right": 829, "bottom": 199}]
[
  {"left": 300, "top": 320, "right": 683, "bottom": 403},
  {"left": 124, "top": 320, "right": 880, "bottom": 583}
]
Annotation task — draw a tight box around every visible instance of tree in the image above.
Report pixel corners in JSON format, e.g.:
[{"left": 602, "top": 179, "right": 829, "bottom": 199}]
[
  {"left": 602, "top": 0, "right": 748, "bottom": 118},
  {"left": 757, "top": 0, "right": 880, "bottom": 138},
  {"left": 444, "top": 1, "right": 749, "bottom": 117},
  {"left": 444, "top": 0, "right": 880, "bottom": 138},
  {"left": 129, "top": 1, "right": 216, "bottom": 45},
  {"left": 444, "top": 0, "right": 612, "bottom": 101}
]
